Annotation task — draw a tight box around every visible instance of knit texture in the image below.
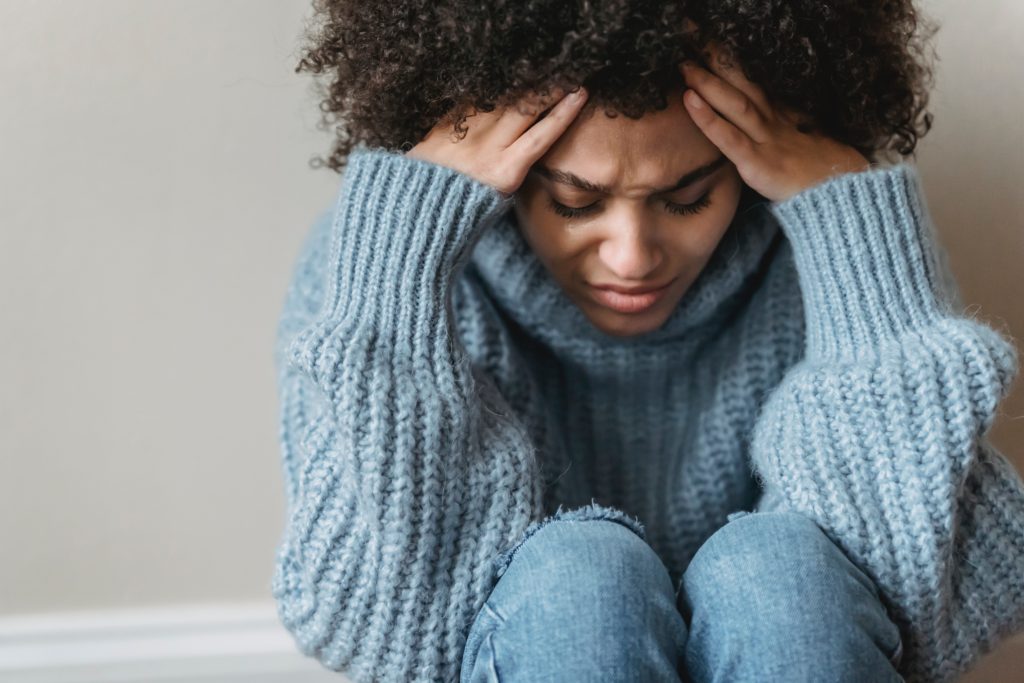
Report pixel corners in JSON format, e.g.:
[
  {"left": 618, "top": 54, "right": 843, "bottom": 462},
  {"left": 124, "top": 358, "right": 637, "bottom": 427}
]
[{"left": 272, "top": 146, "right": 1024, "bottom": 683}]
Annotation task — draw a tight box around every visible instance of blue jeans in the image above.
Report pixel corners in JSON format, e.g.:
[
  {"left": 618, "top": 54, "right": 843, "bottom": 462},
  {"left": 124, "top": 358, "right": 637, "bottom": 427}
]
[{"left": 460, "top": 509, "right": 904, "bottom": 682}]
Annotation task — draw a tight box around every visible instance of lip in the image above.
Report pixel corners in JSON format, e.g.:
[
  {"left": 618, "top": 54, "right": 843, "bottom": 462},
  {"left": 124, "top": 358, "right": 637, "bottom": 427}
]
[
  {"left": 590, "top": 280, "right": 674, "bottom": 295},
  {"left": 589, "top": 278, "right": 676, "bottom": 313}
]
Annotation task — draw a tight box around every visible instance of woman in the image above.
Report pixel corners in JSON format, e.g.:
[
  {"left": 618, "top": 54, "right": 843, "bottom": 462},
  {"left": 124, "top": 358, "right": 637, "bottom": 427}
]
[{"left": 271, "top": 1, "right": 1024, "bottom": 681}]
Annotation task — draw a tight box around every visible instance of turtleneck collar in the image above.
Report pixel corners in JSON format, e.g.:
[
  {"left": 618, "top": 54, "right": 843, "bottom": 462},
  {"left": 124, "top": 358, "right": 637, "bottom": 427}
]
[{"left": 467, "top": 190, "right": 784, "bottom": 361}]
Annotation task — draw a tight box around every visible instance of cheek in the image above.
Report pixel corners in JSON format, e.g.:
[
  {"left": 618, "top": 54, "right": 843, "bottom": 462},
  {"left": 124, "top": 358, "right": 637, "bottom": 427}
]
[
  {"left": 513, "top": 199, "right": 573, "bottom": 262},
  {"left": 697, "top": 178, "right": 743, "bottom": 242},
  {"left": 700, "top": 196, "right": 741, "bottom": 246},
  {"left": 663, "top": 187, "right": 743, "bottom": 272}
]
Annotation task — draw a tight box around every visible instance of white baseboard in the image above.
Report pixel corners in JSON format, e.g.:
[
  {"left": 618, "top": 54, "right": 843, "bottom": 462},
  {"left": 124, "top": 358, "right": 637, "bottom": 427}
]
[
  {"left": 4, "top": 600, "right": 1020, "bottom": 682},
  {"left": 0, "top": 601, "right": 348, "bottom": 683}
]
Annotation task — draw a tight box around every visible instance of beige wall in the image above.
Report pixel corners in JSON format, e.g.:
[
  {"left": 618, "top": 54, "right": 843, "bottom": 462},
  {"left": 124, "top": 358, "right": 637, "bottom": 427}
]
[
  {"left": 0, "top": 0, "right": 338, "bottom": 613},
  {"left": 0, "top": 0, "right": 1021, "bottom": 679}
]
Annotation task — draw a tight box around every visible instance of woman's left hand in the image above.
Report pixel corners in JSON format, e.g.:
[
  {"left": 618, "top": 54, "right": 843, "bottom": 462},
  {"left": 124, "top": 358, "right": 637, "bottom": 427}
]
[{"left": 680, "top": 44, "right": 872, "bottom": 203}]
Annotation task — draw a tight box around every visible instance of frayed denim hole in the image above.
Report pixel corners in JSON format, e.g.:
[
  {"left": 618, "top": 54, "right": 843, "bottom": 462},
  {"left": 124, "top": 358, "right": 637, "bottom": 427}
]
[
  {"left": 726, "top": 509, "right": 752, "bottom": 523},
  {"left": 492, "top": 501, "right": 646, "bottom": 580}
]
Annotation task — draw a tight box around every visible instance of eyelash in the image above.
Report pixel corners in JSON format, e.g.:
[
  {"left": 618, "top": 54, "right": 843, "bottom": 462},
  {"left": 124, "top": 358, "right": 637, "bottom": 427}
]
[{"left": 547, "top": 192, "right": 712, "bottom": 219}]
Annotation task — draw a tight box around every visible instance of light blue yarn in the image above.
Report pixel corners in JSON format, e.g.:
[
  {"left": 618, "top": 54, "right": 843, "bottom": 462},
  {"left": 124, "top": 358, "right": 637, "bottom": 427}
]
[{"left": 271, "top": 146, "right": 1024, "bottom": 683}]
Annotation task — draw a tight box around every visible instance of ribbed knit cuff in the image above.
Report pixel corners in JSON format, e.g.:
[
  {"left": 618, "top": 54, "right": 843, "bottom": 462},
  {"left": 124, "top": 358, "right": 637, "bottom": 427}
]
[
  {"left": 322, "top": 147, "right": 514, "bottom": 335},
  {"left": 770, "top": 164, "right": 954, "bottom": 360}
]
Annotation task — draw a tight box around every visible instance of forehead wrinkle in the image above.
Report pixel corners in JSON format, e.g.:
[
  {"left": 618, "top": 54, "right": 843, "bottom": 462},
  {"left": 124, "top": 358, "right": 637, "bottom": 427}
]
[
  {"left": 532, "top": 93, "right": 719, "bottom": 195},
  {"left": 533, "top": 153, "right": 726, "bottom": 196}
]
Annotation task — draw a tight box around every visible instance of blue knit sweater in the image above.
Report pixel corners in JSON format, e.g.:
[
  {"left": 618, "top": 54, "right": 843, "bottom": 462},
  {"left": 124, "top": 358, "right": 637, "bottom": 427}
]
[{"left": 271, "top": 146, "right": 1024, "bottom": 683}]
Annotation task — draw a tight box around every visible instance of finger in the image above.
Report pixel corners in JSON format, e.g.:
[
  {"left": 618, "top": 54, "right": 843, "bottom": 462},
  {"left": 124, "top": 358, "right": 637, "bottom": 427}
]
[
  {"left": 701, "top": 43, "right": 773, "bottom": 117},
  {"left": 493, "top": 86, "right": 572, "bottom": 147},
  {"left": 504, "top": 87, "right": 588, "bottom": 164},
  {"left": 683, "top": 89, "right": 756, "bottom": 168},
  {"left": 680, "top": 61, "right": 769, "bottom": 144}
]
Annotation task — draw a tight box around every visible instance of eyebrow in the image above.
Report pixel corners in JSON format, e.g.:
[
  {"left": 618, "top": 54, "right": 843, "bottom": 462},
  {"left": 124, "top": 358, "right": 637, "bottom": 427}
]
[{"left": 530, "top": 153, "right": 729, "bottom": 195}]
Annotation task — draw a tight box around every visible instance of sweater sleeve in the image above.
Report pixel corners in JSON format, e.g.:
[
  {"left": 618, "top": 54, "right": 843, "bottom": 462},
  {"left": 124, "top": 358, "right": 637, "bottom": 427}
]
[
  {"left": 747, "top": 163, "right": 1024, "bottom": 683},
  {"left": 270, "top": 147, "right": 644, "bottom": 682}
]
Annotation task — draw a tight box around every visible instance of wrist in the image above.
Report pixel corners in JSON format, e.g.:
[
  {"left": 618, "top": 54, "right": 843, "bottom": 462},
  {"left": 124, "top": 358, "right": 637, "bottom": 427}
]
[
  {"left": 769, "top": 162, "right": 954, "bottom": 359},
  {"left": 782, "top": 146, "right": 872, "bottom": 202}
]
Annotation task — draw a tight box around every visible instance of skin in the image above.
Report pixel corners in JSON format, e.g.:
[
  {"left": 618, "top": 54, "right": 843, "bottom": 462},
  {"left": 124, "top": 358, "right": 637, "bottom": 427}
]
[
  {"left": 407, "top": 42, "right": 872, "bottom": 338},
  {"left": 513, "top": 84, "right": 745, "bottom": 338}
]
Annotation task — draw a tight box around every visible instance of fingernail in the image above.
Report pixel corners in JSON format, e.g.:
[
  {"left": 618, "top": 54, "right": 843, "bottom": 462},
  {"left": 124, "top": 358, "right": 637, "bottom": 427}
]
[
  {"left": 570, "top": 87, "right": 587, "bottom": 100},
  {"left": 685, "top": 90, "right": 704, "bottom": 108}
]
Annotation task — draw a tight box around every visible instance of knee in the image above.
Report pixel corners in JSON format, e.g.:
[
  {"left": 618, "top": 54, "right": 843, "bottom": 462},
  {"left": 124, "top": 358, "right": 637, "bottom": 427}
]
[
  {"left": 682, "top": 510, "right": 863, "bottom": 611},
  {"left": 680, "top": 510, "right": 903, "bottom": 675},
  {"left": 466, "top": 515, "right": 687, "bottom": 680},
  {"left": 691, "top": 509, "right": 839, "bottom": 568},
  {"left": 491, "top": 515, "right": 675, "bottom": 629}
]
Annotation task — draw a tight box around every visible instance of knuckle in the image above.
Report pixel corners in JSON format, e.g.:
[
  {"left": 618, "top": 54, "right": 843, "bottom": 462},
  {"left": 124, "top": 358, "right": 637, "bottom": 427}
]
[{"left": 518, "top": 133, "right": 542, "bottom": 153}]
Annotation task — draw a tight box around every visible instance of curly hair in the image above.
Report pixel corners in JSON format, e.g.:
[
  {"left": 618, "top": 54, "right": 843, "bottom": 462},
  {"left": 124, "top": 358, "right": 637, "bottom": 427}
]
[{"left": 295, "top": 0, "right": 937, "bottom": 173}]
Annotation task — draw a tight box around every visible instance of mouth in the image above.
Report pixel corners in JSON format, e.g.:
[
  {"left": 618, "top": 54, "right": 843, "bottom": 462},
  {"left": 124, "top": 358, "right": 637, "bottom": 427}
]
[{"left": 588, "top": 277, "right": 676, "bottom": 314}]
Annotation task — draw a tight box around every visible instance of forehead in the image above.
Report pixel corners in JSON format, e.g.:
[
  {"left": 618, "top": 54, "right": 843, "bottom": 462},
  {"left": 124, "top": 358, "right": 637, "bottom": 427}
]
[{"left": 539, "top": 89, "right": 718, "bottom": 181}]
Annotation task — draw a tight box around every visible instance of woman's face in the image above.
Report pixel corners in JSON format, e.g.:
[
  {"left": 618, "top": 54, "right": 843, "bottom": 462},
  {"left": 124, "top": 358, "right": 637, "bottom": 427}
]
[{"left": 513, "top": 85, "right": 744, "bottom": 338}]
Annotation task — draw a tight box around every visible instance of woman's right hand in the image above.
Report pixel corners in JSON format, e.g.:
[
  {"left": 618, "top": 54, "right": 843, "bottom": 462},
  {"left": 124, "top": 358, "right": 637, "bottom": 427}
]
[{"left": 405, "top": 86, "right": 589, "bottom": 197}]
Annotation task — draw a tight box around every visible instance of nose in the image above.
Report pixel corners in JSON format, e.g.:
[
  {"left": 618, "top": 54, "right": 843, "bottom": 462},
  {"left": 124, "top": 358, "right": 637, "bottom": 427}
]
[{"left": 597, "top": 222, "right": 664, "bottom": 282}]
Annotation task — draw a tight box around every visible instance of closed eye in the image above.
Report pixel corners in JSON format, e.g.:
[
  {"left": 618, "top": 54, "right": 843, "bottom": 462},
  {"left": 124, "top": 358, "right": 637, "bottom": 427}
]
[{"left": 548, "top": 192, "right": 712, "bottom": 219}]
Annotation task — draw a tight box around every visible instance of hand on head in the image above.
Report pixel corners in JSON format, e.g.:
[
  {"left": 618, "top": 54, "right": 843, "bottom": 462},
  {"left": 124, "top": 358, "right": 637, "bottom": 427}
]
[
  {"left": 406, "top": 86, "right": 590, "bottom": 197},
  {"left": 680, "top": 42, "right": 871, "bottom": 202}
]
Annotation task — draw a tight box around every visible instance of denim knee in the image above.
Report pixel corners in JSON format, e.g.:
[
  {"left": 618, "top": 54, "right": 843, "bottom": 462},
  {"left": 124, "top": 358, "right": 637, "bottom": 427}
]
[
  {"left": 461, "top": 512, "right": 687, "bottom": 682},
  {"left": 679, "top": 509, "right": 904, "bottom": 682},
  {"left": 492, "top": 516, "right": 675, "bottom": 625}
]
